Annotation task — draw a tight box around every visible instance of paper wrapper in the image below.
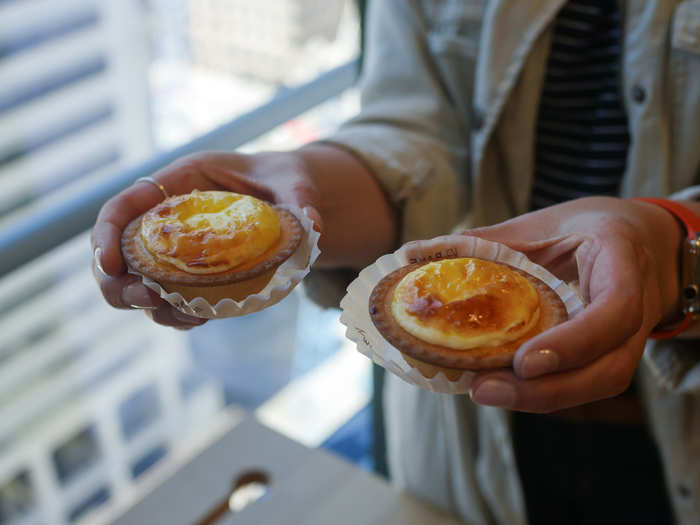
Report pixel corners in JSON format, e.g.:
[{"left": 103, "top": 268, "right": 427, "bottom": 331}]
[
  {"left": 339, "top": 235, "right": 585, "bottom": 394},
  {"left": 129, "top": 205, "right": 320, "bottom": 319}
]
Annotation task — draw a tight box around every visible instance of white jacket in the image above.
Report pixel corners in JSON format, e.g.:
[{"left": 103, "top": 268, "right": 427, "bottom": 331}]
[{"left": 326, "top": 1, "right": 700, "bottom": 523}]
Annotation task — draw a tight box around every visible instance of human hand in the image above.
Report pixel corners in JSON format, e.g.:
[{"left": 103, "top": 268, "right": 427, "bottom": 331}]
[
  {"left": 406, "top": 197, "right": 684, "bottom": 412},
  {"left": 91, "top": 151, "right": 322, "bottom": 329}
]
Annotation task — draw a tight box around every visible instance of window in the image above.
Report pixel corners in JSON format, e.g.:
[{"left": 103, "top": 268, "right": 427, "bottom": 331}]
[
  {"left": 118, "top": 384, "right": 162, "bottom": 441},
  {"left": 0, "top": 470, "right": 35, "bottom": 525},
  {"left": 52, "top": 426, "right": 101, "bottom": 485},
  {"left": 0, "top": 1, "right": 368, "bottom": 523}
]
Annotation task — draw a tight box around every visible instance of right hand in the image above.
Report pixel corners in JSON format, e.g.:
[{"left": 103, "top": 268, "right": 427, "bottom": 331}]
[
  {"left": 91, "top": 151, "right": 322, "bottom": 329},
  {"left": 403, "top": 197, "right": 684, "bottom": 413}
]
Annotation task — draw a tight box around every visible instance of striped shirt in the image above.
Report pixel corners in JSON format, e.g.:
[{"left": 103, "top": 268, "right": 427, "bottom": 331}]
[
  {"left": 529, "top": 0, "right": 630, "bottom": 211},
  {"left": 520, "top": 4, "right": 676, "bottom": 523}
]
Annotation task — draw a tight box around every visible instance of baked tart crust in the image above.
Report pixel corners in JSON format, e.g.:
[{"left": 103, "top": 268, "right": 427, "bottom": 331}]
[{"left": 369, "top": 259, "right": 568, "bottom": 374}]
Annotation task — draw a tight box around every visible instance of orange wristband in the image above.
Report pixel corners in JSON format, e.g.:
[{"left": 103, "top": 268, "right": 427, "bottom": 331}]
[{"left": 634, "top": 198, "right": 700, "bottom": 339}]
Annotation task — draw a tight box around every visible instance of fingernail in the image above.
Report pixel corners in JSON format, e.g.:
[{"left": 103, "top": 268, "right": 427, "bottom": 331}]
[
  {"left": 173, "top": 309, "right": 204, "bottom": 325},
  {"left": 94, "top": 247, "right": 106, "bottom": 276},
  {"left": 470, "top": 379, "right": 517, "bottom": 408},
  {"left": 303, "top": 206, "right": 322, "bottom": 233},
  {"left": 122, "top": 283, "right": 158, "bottom": 309},
  {"left": 520, "top": 349, "right": 559, "bottom": 379}
]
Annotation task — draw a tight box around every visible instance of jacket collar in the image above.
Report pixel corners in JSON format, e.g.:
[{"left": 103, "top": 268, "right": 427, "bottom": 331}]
[{"left": 472, "top": 0, "right": 566, "bottom": 154}]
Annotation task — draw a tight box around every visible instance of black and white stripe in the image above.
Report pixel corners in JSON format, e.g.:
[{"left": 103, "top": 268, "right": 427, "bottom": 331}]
[{"left": 530, "top": 0, "right": 630, "bottom": 211}]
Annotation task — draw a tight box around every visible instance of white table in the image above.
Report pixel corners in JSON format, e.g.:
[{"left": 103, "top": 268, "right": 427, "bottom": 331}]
[{"left": 114, "top": 414, "right": 464, "bottom": 525}]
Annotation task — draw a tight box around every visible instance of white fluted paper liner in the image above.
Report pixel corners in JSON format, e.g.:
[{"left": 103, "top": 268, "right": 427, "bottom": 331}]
[
  {"left": 339, "top": 235, "right": 586, "bottom": 394},
  {"left": 129, "top": 205, "right": 320, "bottom": 319}
]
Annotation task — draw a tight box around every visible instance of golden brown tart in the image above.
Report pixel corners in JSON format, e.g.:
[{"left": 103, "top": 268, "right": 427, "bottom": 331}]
[
  {"left": 122, "top": 190, "right": 302, "bottom": 305},
  {"left": 369, "top": 257, "right": 567, "bottom": 380}
]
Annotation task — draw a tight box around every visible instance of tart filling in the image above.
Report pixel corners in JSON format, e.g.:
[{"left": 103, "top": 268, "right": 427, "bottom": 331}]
[
  {"left": 391, "top": 258, "right": 541, "bottom": 350},
  {"left": 140, "top": 190, "right": 281, "bottom": 274}
]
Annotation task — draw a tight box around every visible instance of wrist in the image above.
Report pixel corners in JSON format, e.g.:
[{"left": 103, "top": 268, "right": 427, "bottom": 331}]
[
  {"left": 633, "top": 198, "right": 700, "bottom": 337},
  {"left": 295, "top": 143, "right": 335, "bottom": 196},
  {"left": 295, "top": 142, "right": 400, "bottom": 268}
]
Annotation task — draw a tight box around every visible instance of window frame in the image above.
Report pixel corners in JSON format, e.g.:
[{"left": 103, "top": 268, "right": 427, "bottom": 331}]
[{"left": 0, "top": 59, "right": 360, "bottom": 278}]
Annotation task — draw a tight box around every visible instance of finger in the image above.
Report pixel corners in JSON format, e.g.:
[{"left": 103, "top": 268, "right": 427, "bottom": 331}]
[
  {"left": 148, "top": 304, "right": 208, "bottom": 329},
  {"left": 93, "top": 259, "right": 137, "bottom": 309},
  {"left": 90, "top": 159, "right": 226, "bottom": 276},
  {"left": 96, "top": 268, "right": 207, "bottom": 329},
  {"left": 93, "top": 262, "right": 163, "bottom": 310},
  {"left": 404, "top": 230, "right": 584, "bottom": 281},
  {"left": 401, "top": 235, "right": 466, "bottom": 262},
  {"left": 171, "top": 155, "right": 323, "bottom": 232},
  {"left": 92, "top": 180, "right": 169, "bottom": 276},
  {"left": 303, "top": 206, "right": 323, "bottom": 234},
  {"left": 136, "top": 152, "right": 269, "bottom": 197},
  {"left": 271, "top": 179, "right": 324, "bottom": 234},
  {"left": 461, "top": 226, "right": 588, "bottom": 285},
  {"left": 513, "top": 237, "right": 644, "bottom": 379},
  {"left": 470, "top": 331, "right": 646, "bottom": 413},
  {"left": 471, "top": 232, "right": 585, "bottom": 279},
  {"left": 464, "top": 210, "right": 562, "bottom": 246},
  {"left": 184, "top": 158, "right": 275, "bottom": 201},
  {"left": 463, "top": 198, "right": 614, "bottom": 246}
]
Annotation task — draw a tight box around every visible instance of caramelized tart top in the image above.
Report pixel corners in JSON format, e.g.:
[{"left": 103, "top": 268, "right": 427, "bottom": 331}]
[
  {"left": 390, "top": 258, "right": 541, "bottom": 350},
  {"left": 140, "top": 190, "right": 281, "bottom": 275}
]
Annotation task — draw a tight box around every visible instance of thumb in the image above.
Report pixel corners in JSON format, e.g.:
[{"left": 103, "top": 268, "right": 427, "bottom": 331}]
[
  {"left": 271, "top": 178, "right": 324, "bottom": 235},
  {"left": 461, "top": 206, "right": 563, "bottom": 248},
  {"left": 461, "top": 222, "right": 548, "bottom": 251},
  {"left": 302, "top": 206, "right": 323, "bottom": 234},
  {"left": 465, "top": 224, "right": 585, "bottom": 280}
]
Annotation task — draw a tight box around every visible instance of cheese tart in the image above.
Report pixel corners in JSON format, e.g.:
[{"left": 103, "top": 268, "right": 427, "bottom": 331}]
[
  {"left": 369, "top": 257, "right": 567, "bottom": 380},
  {"left": 122, "top": 190, "right": 302, "bottom": 306}
]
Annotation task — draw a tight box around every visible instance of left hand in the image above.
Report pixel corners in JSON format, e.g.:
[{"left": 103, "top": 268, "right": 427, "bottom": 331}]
[
  {"left": 90, "top": 150, "right": 324, "bottom": 329},
  {"left": 406, "top": 196, "right": 684, "bottom": 413}
]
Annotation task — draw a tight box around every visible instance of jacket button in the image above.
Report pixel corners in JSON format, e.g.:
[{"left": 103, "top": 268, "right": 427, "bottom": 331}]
[
  {"left": 632, "top": 84, "right": 646, "bottom": 103},
  {"left": 472, "top": 108, "right": 485, "bottom": 131},
  {"left": 677, "top": 484, "right": 692, "bottom": 499}
]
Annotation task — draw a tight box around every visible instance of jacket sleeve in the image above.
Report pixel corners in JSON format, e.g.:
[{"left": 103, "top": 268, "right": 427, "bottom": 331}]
[
  {"left": 642, "top": 185, "right": 700, "bottom": 393},
  {"left": 322, "top": 0, "right": 476, "bottom": 243}
]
